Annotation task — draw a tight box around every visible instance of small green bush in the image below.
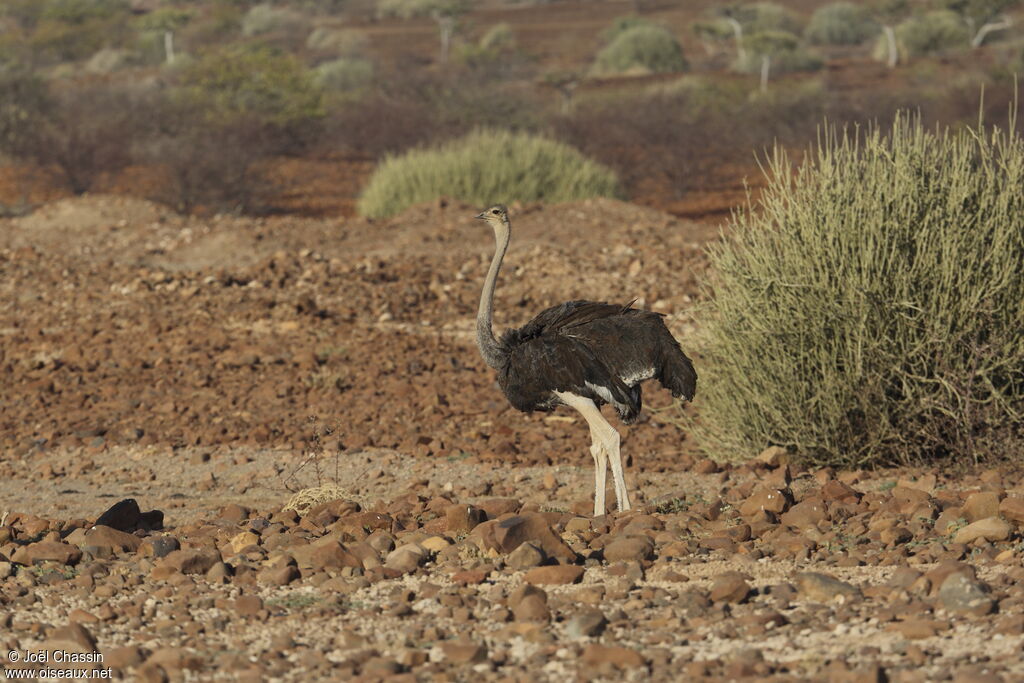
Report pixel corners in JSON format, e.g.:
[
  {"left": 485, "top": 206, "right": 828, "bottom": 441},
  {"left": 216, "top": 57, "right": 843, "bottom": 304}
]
[
  {"left": 358, "top": 129, "right": 622, "bottom": 218},
  {"left": 732, "top": 2, "right": 802, "bottom": 35},
  {"left": 693, "top": 112, "right": 1024, "bottom": 467},
  {"left": 177, "top": 45, "right": 323, "bottom": 128},
  {"left": 600, "top": 16, "right": 655, "bottom": 43},
  {"left": 732, "top": 31, "right": 822, "bottom": 76},
  {"left": 306, "top": 28, "right": 368, "bottom": 56},
  {"left": 313, "top": 57, "right": 374, "bottom": 95},
  {"left": 241, "top": 4, "right": 304, "bottom": 37},
  {"left": 805, "top": 2, "right": 879, "bottom": 45},
  {"left": 593, "top": 25, "right": 687, "bottom": 76},
  {"left": 874, "top": 10, "right": 968, "bottom": 60}
]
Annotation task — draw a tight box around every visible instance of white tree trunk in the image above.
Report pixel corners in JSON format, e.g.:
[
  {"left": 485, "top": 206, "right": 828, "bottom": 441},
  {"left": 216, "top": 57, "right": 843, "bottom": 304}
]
[
  {"left": 437, "top": 16, "right": 455, "bottom": 65},
  {"left": 760, "top": 55, "right": 770, "bottom": 93},
  {"left": 972, "top": 19, "right": 1012, "bottom": 48},
  {"left": 882, "top": 25, "right": 898, "bottom": 68},
  {"left": 726, "top": 18, "right": 746, "bottom": 63},
  {"left": 164, "top": 30, "right": 175, "bottom": 64}
]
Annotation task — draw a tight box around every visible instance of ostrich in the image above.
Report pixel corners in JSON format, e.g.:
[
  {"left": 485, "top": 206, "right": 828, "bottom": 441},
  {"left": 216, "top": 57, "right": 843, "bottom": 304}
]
[{"left": 474, "top": 205, "right": 697, "bottom": 515}]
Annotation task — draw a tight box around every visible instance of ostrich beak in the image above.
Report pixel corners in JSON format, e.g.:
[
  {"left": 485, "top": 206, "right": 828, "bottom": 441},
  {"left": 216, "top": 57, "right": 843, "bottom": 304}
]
[{"left": 475, "top": 211, "right": 488, "bottom": 220}]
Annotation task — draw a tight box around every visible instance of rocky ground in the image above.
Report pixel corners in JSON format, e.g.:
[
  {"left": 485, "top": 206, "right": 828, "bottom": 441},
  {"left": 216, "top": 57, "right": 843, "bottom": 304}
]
[{"left": 2, "top": 196, "right": 1023, "bottom": 681}]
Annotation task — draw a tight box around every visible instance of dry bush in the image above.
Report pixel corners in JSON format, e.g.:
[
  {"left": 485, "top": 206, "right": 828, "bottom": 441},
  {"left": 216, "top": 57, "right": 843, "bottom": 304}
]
[
  {"left": 693, "top": 111, "right": 1024, "bottom": 468},
  {"left": 142, "top": 104, "right": 282, "bottom": 215},
  {"left": 321, "top": 68, "right": 540, "bottom": 159},
  {"left": 0, "top": 74, "right": 147, "bottom": 194}
]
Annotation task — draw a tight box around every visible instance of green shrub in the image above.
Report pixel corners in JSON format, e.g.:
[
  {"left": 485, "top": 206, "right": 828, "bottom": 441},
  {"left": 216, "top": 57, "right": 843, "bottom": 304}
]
[
  {"left": 805, "top": 2, "right": 879, "bottom": 45},
  {"left": 732, "top": 2, "right": 802, "bottom": 35},
  {"left": 306, "top": 28, "right": 368, "bottom": 56},
  {"left": 177, "top": 45, "right": 323, "bottom": 128},
  {"left": 358, "top": 129, "right": 622, "bottom": 218},
  {"left": 241, "top": 3, "right": 304, "bottom": 37},
  {"left": 593, "top": 25, "right": 687, "bottom": 76},
  {"left": 732, "top": 31, "right": 822, "bottom": 76},
  {"left": 693, "top": 112, "right": 1024, "bottom": 467},
  {"left": 28, "top": 0, "right": 131, "bottom": 63},
  {"left": 600, "top": 15, "right": 655, "bottom": 43},
  {"left": 875, "top": 10, "right": 968, "bottom": 60},
  {"left": 313, "top": 57, "right": 374, "bottom": 95}
]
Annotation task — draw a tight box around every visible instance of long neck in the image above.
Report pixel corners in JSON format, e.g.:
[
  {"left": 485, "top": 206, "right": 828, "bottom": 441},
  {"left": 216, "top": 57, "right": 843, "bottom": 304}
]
[{"left": 477, "top": 221, "right": 510, "bottom": 369}]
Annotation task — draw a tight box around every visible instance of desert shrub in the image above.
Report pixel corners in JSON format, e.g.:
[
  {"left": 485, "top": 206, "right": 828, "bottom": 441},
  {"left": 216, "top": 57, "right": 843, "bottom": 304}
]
[
  {"left": 0, "top": 75, "right": 148, "bottom": 194},
  {"left": 600, "top": 15, "right": 655, "bottom": 43},
  {"left": 732, "top": 31, "right": 822, "bottom": 77},
  {"left": 805, "top": 2, "right": 879, "bottom": 45},
  {"left": 306, "top": 28, "right": 368, "bottom": 56},
  {"left": 241, "top": 3, "right": 303, "bottom": 37},
  {"left": 693, "top": 112, "right": 1024, "bottom": 467},
  {"left": 28, "top": 0, "right": 131, "bottom": 63},
  {"left": 731, "top": 2, "right": 802, "bottom": 35},
  {"left": 376, "top": 0, "right": 468, "bottom": 19},
  {"left": 313, "top": 57, "right": 374, "bottom": 95},
  {"left": 458, "top": 23, "right": 525, "bottom": 73},
  {"left": 875, "top": 10, "right": 969, "bottom": 60},
  {"left": 322, "top": 69, "right": 540, "bottom": 159},
  {"left": 554, "top": 87, "right": 742, "bottom": 200},
  {"left": 592, "top": 24, "right": 687, "bottom": 75},
  {"left": 142, "top": 107, "right": 281, "bottom": 214},
  {"left": 357, "top": 129, "right": 621, "bottom": 218},
  {"left": 176, "top": 45, "right": 323, "bottom": 130}
]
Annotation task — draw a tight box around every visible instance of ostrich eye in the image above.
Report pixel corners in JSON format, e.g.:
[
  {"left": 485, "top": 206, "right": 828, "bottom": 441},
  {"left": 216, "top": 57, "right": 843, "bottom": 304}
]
[{"left": 491, "top": 209, "right": 500, "bottom": 215}]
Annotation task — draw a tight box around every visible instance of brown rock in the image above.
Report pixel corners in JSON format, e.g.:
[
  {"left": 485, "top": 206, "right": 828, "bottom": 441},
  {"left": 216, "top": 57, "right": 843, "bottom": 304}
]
[
  {"left": 234, "top": 595, "right": 263, "bottom": 617},
  {"left": 510, "top": 584, "right": 549, "bottom": 622},
  {"left": 739, "top": 487, "right": 789, "bottom": 517},
  {"left": 887, "top": 619, "right": 949, "bottom": 640},
  {"left": 476, "top": 513, "right": 575, "bottom": 561},
  {"left": 105, "top": 646, "right": 144, "bottom": 669},
  {"left": 445, "top": 504, "right": 486, "bottom": 533},
  {"left": 880, "top": 527, "right": 913, "bottom": 546},
  {"left": 566, "top": 609, "right": 608, "bottom": 638},
  {"left": 524, "top": 565, "right": 585, "bottom": 585},
  {"left": 962, "top": 492, "right": 1001, "bottom": 523},
  {"left": 83, "top": 525, "right": 141, "bottom": 553},
  {"left": 953, "top": 517, "right": 1012, "bottom": 544},
  {"left": 507, "top": 541, "right": 546, "bottom": 570},
  {"left": 48, "top": 622, "right": 97, "bottom": 650},
  {"left": 476, "top": 498, "right": 521, "bottom": 519},
  {"left": 780, "top": 497, "right": 828, "bottom": 530},
  {"left": 12, "top": 541, "right": 82, "bottom": 566},
  {"left": 451, "top": 569, "right": 489, "bottom": 585},
  {"left": 602, "top": 535, "right": 654, "bottom": 563},
  {"left": 820, "top": 480, "right": 861, "bottom": 503},
  {"left": 938, "top": 574, "right": 994, "bottom": 616},
  {"left": 581, "top": 644, "right": 646, "bottom": 669},
  {"left": 309, "top": 542, "right": 362, "bottom": 571},
  {"left": 710, "top": 572, "right": 751, "bottom": 604},
  {"left": 439, "top": 641, "right": 487, "bottom": 663},
  {"left": 999, "top": 496, "right": 1024, "bottom": 527},
  {"left": 794, "top": 572, "right": 861, "bottom": 602},
  {"left": 163, "top": 549, "right": 221, "bottom": 575},
  {"left": 259, "top": 565, "right": 299, "bottom": 586}
]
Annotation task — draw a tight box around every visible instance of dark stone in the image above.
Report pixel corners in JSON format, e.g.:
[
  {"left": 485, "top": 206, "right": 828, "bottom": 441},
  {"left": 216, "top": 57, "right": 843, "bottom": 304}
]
[{"left": 94, "top": 499, "right": 141, "bottom": 532}]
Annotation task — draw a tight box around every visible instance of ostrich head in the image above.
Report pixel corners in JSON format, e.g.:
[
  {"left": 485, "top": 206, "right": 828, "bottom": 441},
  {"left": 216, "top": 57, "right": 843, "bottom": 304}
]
[{"left": 475, "top": 204, "right": 509, "bottom": 228}]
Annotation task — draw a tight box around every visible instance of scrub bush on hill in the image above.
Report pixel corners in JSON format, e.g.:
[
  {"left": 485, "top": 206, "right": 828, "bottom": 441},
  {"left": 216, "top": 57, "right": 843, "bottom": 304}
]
[{"left": 357, "top": 129, "right": 621, "bottom": 218}]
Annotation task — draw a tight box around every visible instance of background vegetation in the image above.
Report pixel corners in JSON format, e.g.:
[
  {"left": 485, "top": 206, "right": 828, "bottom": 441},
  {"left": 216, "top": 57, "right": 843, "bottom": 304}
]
[{"left": 0, "top": 0, "right": 1021, "bottom": 220}]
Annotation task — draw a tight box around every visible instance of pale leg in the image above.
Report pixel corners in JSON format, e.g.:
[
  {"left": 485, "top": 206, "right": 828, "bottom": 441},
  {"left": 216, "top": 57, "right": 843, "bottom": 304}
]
[
  {"left": 604, "top": 429, "right": 631, "bottom": 512},
  {"left": 555, "top": 391, "right": 625, "bottom": 516},
  {"left": 590, "top": 442, "right": 607, "bottom": 516}
]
